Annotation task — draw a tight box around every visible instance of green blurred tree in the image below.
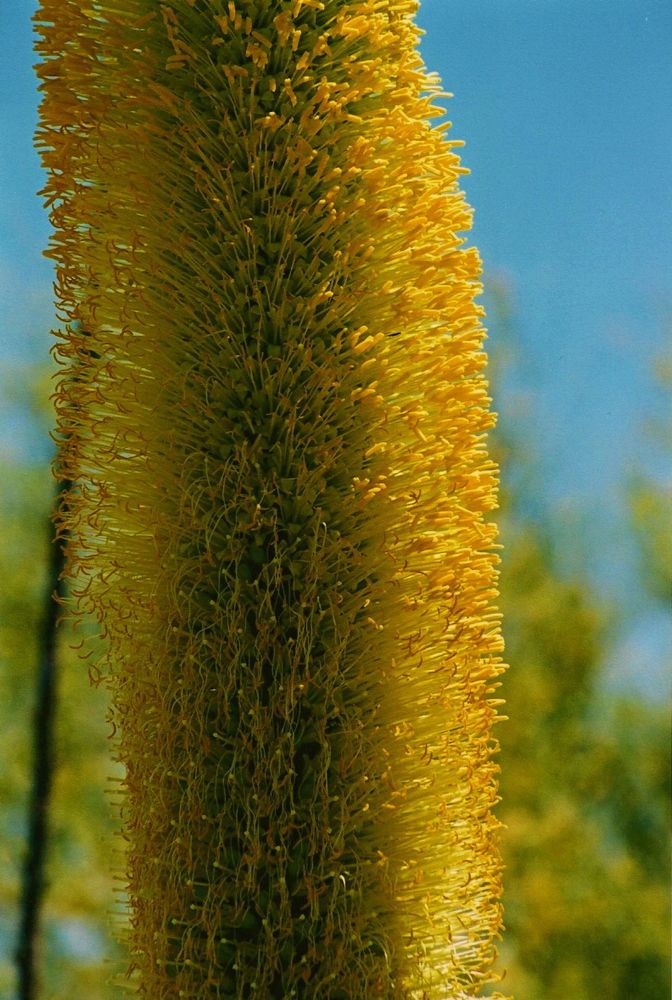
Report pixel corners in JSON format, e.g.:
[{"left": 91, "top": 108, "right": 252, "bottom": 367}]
[
  {"left": 493, "top": 521, "right": 670, "bottom": 999},
  {"left": 484, "top": 285, "right": 671, "bottom": 999},
  {"left": 628, "top": 476, "right": 672, "bottom": 606},
  {"left": 627, "top": 346, "right": 671, "bottom": 608},
  {"left": 1, "top": 371, "right": 122, "bottom": 1000}
]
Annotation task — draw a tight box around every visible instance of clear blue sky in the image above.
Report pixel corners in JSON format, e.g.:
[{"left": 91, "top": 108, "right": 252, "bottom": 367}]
[
  {"left": 1, "top": 0, "right": 670, "bottom": 694},
  {"left": 415, "top": 0, "right": 672, "bottom": 696},
  {"left": 418, "top": 0, "right": 671, "bottom": 500}
]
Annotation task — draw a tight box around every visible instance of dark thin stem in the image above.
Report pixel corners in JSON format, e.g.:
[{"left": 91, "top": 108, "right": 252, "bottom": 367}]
[{"left": 16, "top": 482, "right": 70, "bottom": 1000}]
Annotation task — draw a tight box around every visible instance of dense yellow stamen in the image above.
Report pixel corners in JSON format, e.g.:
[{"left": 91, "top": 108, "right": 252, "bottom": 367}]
[{"left": 36, "top": 1, "right": 506, "bottom": 996}]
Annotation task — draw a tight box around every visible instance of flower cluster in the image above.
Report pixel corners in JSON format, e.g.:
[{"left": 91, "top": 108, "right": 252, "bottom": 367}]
[{"left": 36, "top": 1, "right": 506, "bottom": 995}]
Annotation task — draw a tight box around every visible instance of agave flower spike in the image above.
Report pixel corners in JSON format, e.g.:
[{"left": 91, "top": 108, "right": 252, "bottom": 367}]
[{"left": 35, "top": 1, "right": 507, "bottom": 996}]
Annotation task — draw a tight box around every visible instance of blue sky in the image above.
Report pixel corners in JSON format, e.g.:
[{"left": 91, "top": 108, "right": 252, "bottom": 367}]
[
  {"left": 415, "top": 0, "right": 671, "bottom": 695},
  {"left": 417, "top": 0, "right": 671, "bottom": 498},
  {"left": 1, "top": 0, "right": 670, "bottom": 695}
]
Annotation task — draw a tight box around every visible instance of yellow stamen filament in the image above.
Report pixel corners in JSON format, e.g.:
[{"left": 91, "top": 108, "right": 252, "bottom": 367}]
[{"left": 35, "top": 0, "right": 507, "bottom": 996}]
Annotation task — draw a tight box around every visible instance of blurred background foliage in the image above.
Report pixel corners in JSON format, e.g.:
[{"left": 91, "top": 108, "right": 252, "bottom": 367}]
[
  {"left": 1, "top": 377, "right": 124, "bottom": 998},
  {"left": 487, "top": 287, "right": 671, "bottom": 998},
  {"left": 0, "top": 301, "right": 669, "bottom": 999}
]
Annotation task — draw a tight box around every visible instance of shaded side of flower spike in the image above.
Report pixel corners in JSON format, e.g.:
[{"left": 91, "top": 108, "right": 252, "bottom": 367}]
[{"left": 35, "top": 0, "right": 507, "bottom": 996}]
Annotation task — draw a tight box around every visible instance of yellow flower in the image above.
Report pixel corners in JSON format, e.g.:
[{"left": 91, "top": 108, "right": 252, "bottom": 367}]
[{"left": 36, "top": 0, "right": 507, "bottom": 995}]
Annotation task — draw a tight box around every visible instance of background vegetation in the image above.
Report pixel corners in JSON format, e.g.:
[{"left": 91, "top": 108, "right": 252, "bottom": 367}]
[{"left": 1, "top": 304, "right": 669, "bottom": 999}]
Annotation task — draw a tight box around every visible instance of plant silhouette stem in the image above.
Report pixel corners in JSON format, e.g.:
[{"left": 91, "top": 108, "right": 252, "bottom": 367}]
[{"left": 16, "top": 483, "right": 69, "bottom": 1000}]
